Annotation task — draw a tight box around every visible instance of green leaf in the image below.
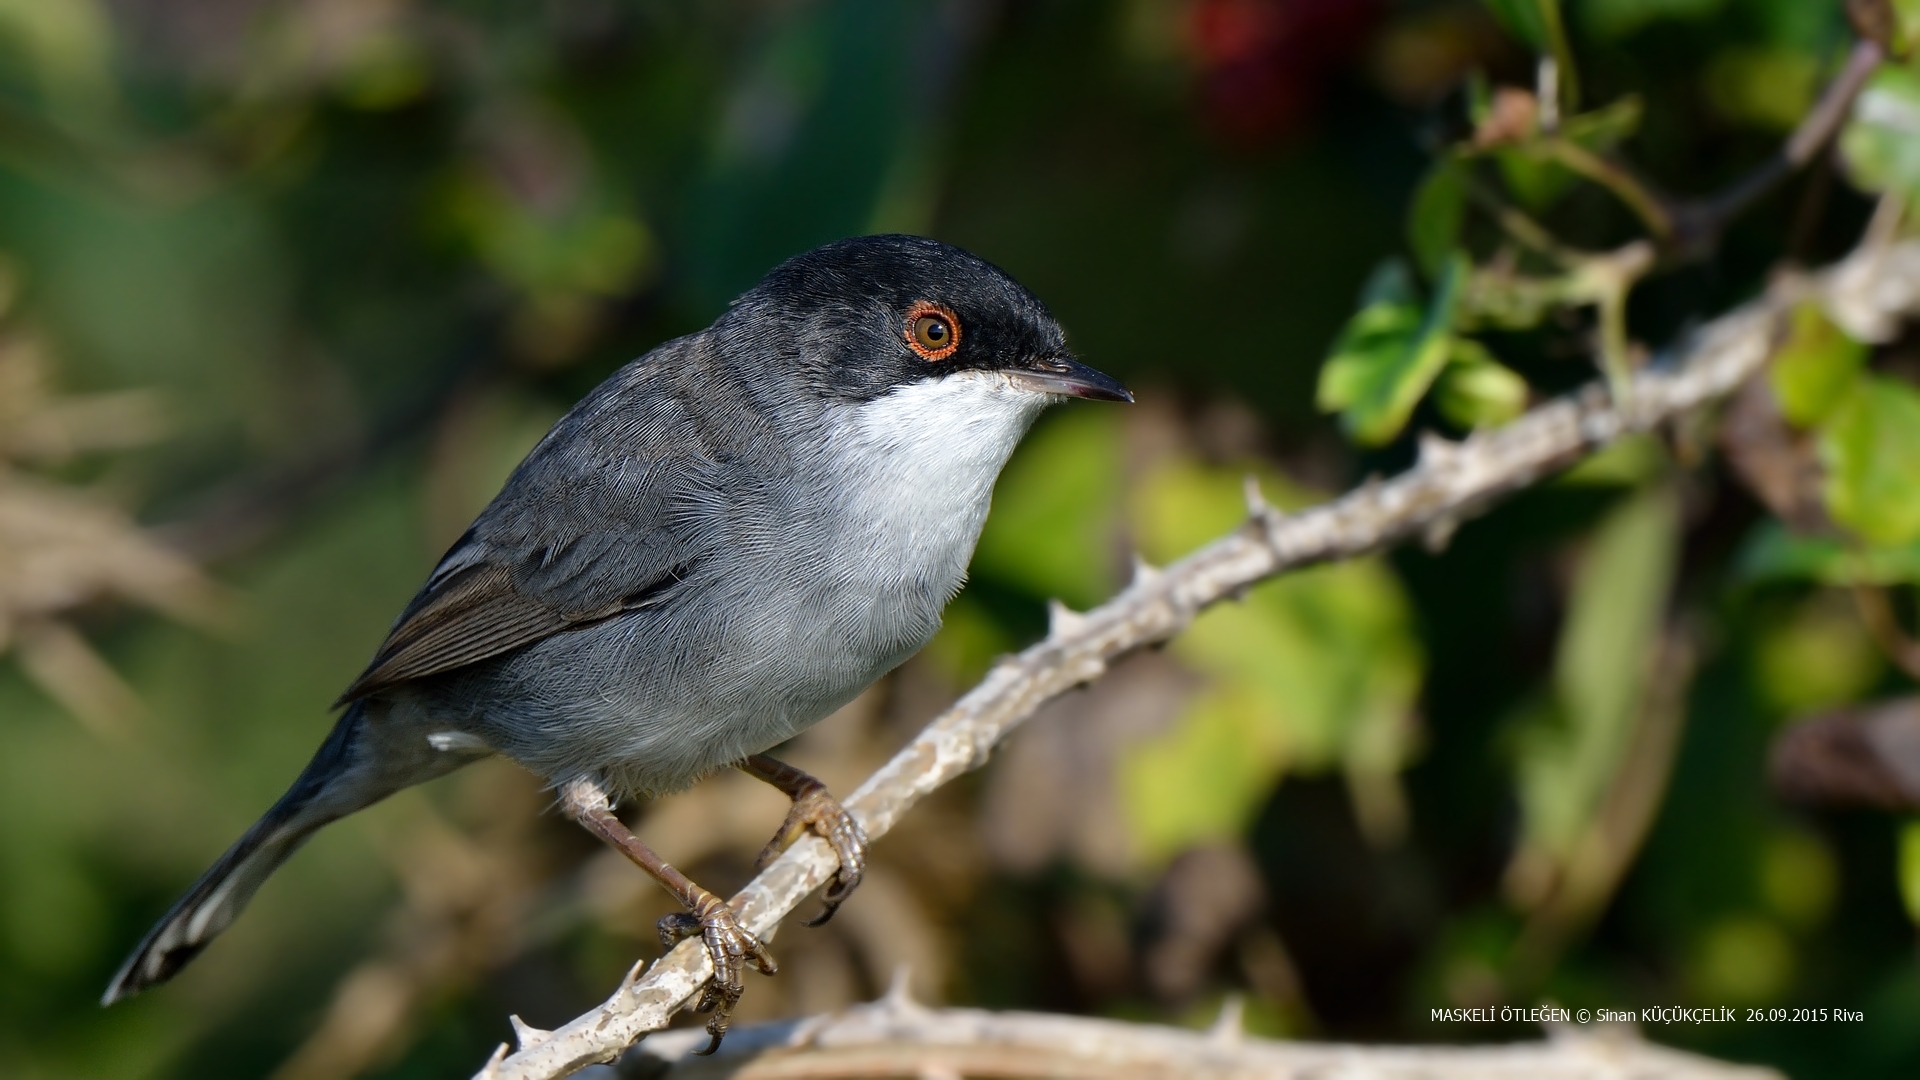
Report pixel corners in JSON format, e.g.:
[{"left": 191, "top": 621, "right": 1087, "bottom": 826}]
[
  {"left": 1317, "top": 253, "right": 1469, "bottom": 446},
  {"left": 1761, "top": 829, "right": 1838, "bottom": 929},
  {"left": 1466, "top": 70, "right": 1494, "bottom": 128},
  {"left": 1495, "top": 148, "right": 1578, "bottom": 213},
  {"left": 1554, "top": 486, "right": 1678, "bottom": 761},
  {"left": 1117, "top": 682, "right": 1296, "bottom": 856},
  {"left": 1578, "top": 0, "right": 1726, "bottom": 42},
  {"left": 1434, "top": 338, "right": 1528, "bottom": 430},
  {"left": 1840, "top": 66, "right": 1920, "bottom": 200},
  {"left": 1819, "top": 375, "right": 1920, "bottom": 547},
  {"left": 1736, "top": 521, "right": 1920, "bottom": 585},
  {"left": 1316, "top": 302, "right": 1420, "bottom": 414},
  {"left": 1705, "top": 47, "right": 1821, "bottom": 133},
  {"left": 1900, "top": 821, "right": 1920, "bottom": 925},
  {"left": 1358, "top": 256, "right": 1420, "bottom": 307},
  {"left": 1770, "top": 302, "right": 1866, "bottom": 427},
  {"left": 1559, "top": 94, "right": 1643, "bottom": 147},
  {"left": 1692, "top": 916, "right": 1795, "bottom": 1004},
  {"left": 1513, "top": 486, "right": 1679, "bottom": 862},
  {"left": 1558, "top": 433, "right": 1669, "bottom": 486},
  {"left": 1752, "top": 596, "right": 1884, "bottom": 715},
  {"left": 1408, "top": 157, "right": 1469, "bottom": 279},
  {"left": 1481, "top": 0, "right": 1550, "bottom": 50},
  {"left": 1894, "top": 0, "right": 1920, "bottom": 57}
]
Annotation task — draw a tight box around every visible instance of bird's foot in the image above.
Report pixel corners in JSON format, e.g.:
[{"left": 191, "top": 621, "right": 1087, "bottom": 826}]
[
  {"left": 754, "top": 784, "right": 868, "bottom": 926},
  {"left": 657, "top": 891, "right": 776, "bottom": 1054}
]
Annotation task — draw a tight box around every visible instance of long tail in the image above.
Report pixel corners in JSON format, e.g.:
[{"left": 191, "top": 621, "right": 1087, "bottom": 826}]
[{"left": 103, "top": 703, "right": 387, "bottom": 1003}]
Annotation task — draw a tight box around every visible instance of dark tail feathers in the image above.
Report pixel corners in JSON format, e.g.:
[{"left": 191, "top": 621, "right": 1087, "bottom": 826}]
[{"left": 102, "top": 705, "right": 370, "bottom": 1004}]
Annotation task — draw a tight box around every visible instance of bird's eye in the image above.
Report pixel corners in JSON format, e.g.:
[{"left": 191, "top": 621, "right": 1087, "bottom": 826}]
[{"left": 904, "top": 302, "right": 961, "bottom": 360}]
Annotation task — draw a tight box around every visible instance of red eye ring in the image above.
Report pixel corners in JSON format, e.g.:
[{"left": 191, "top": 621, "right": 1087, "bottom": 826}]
[{"left": 904, "top": 301, "right": 961, "bottom": 361}]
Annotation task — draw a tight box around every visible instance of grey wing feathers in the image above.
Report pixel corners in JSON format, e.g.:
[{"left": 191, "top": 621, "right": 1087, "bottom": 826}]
[
  {"left": 337, "top": 534, "right": 692, "bottom": 703},
  {"left": 336, "top": 561, "right": 571, "bottom": 702},
  {"left": 336, "top": 346, "right": 720, "bottom": 705}
]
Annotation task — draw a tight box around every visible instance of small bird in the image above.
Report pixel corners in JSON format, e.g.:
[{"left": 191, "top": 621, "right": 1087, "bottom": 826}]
[{"left": 103, "top": 234, "right": 1130, "bottom": 1048}]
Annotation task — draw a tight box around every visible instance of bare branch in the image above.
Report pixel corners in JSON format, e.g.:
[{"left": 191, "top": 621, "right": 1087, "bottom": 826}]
[
  {"left": 618, "top": 984, "right": 1780, "bottom": 1080},
  {"left": 1673, "top": 37, "right": 1885, "bottom": 256},
  {"left": 478, "top": 241, "right": 1920, "bottom": 1079}
]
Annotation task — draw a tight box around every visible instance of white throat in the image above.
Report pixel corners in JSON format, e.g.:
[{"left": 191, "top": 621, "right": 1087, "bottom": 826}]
[{"left": 830, "top": 369, "right": 1051, "bottom": 591}]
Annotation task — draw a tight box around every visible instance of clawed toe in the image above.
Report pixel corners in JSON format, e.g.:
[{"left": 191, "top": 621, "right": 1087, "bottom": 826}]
[
  {"left": 658, "top": 894, "right": 776, "bottom": 1053},
  {"left": 740, "top": 756, "right": 871, "bottom": 925},
  {"left": 754, "top": 787, "right": 870, "bottom": 926},
  {"left": 656, "top": 910, "right": 700, "bottom": 949}
]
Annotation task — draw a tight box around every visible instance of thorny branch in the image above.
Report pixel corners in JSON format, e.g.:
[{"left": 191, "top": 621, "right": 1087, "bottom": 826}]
[
  {"left": 618, "top": 973, "right": 1780, "bottom": 1080},
  {"left": 476, "top": 232, "right": 1920, "bottom": 1079}
]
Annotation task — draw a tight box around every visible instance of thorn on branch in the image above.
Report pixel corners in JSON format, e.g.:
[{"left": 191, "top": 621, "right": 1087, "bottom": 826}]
[
  {"left": 1208, "top": 994, "right": 1246, "bottom": 1045},
  {"left": 1424, "top": 515, "right": 1461, "bottom": 553},
  {"left": 509, "top": 1015, "right": 551, "bottom": 1052},
  {"left": 1131, "top": 555, "right": 1162, "bottom": 587},
  {"left": 1047, "top": 599, "right": 1088, "bottom": 639},
  {"left": 1242, "top": 473, "right": 1271, "bottom": 518},
  {"left": 881, "top": 964, "right": 925, "bottom": 1016},
  {"left": 617, "top": 958, "right": 646, "bottom": 994},
  {"left": 1417, "top": 432, "right": 1461, "bottom": 470}
]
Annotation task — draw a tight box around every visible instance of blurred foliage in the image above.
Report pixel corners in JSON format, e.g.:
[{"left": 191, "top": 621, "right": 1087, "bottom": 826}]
[
  {"left": 1508, "top": 483, "right": 1679, "bottom": 892},
  {"left": 2, "top": 1, "right": 1920, "bottom": 1079},
  {"left": 1121, "top": 454, "right": 1422, "bottom": 856},
  {"left": 1316, "top": 253, "right": 1474, "bottom": 444},
  {"left": 1842, "top": 66, "right": 1920, "bottom": 200}
]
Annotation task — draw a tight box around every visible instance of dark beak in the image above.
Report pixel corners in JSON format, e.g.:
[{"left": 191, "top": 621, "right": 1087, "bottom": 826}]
[{"left": 1010, "top": 354, "right": 1134, "bottom": 402}]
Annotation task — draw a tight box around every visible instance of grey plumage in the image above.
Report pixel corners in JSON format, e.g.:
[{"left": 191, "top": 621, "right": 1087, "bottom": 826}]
[
  {"left": 104, "top": 234, "right": 1129, "bottom": 1007},
  {"left": 385, "top": 340, "right": 1052, "bottom": 797}
]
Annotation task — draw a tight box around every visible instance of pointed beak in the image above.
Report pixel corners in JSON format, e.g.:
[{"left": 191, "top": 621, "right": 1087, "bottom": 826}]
[{"left": 1009, "top": 354, "right": 1134, "bottom": 402}]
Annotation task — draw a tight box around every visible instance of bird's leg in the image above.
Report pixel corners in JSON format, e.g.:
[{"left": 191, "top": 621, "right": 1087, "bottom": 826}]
[
  {"left": 737, "top": 754, "right": 868, "bottom": 926},
  {"left": 557, "top": 777, "right": 774, "bottom": 1054}
]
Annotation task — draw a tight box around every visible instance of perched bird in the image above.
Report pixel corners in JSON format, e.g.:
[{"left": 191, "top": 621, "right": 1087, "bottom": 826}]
[{"left": 103, "top": 234, "right": 1131, "bottom": 1047}]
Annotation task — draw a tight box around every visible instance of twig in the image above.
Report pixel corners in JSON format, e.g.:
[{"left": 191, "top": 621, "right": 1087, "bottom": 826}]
[
  {"left": 618, "top": 982, "right": 1779, "bottom": 1080},
  {"left": 1468, "top": 179, "right": 1590, "bottom": 267},
  {"left": 1579, "top": 241, "right": 1657, "bottom": 395},
  {"left": 473, "top": 235, "right": 1920, "bottom": 1078},
  {"left": 1478, "top": 37, "right": 1882, "bottom": 263},
  {"left": 1671, "top": 38, "right": 1884, "bottom": 258},
  {"left": 1544, "top": 138, "right": 1676, "bottom": 240}
]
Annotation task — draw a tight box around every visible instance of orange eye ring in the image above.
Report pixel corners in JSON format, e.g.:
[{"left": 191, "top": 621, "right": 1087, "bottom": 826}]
[{"left": 904, "top": 301, "right": 961, "bottom": 361}]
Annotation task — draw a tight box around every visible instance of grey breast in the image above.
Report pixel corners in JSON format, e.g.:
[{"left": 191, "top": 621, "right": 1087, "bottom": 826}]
[{"left": 396, "top": 340, "right": 963, "bottom": 798}]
